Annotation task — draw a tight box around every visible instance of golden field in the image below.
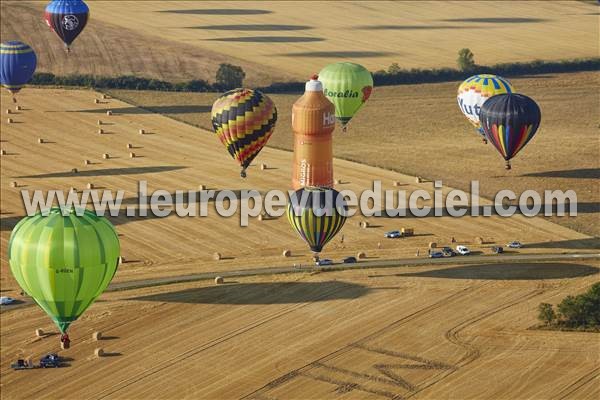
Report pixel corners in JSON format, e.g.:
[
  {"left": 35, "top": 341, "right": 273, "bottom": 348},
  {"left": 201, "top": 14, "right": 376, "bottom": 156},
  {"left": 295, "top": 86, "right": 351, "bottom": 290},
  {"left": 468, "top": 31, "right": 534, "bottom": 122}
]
[
  {"left": 1, "top": 262, "right": 599, "bottom": 399},
  {"left": 108, "top": 71, "right": 600, "bottom": 237}
]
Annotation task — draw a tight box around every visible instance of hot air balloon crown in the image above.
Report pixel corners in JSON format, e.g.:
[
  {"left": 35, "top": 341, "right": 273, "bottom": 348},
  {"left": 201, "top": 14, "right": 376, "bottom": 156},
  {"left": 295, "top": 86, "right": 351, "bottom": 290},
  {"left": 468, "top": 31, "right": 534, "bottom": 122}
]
[{"left": 0, "top": 41, "right": 37, "bottom": 99}]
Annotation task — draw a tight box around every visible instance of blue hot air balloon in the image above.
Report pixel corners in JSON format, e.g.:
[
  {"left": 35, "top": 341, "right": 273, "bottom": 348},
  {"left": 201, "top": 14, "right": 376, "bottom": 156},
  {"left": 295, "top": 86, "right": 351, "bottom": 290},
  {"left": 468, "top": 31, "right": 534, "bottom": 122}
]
[
  {"left": 0, "top": 41, "right": 37, "bottom": 102},
  {"left": 44, "top": 0, "right": 89, "bottom": 52}
]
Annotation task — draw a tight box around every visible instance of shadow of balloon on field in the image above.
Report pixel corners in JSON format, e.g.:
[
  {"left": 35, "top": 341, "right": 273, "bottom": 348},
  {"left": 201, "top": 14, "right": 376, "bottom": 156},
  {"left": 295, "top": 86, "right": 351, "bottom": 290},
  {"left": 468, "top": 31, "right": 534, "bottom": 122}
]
[
  {"left": 129, "top": 281, "right": 370, "bottom": 305},
  {"left": 441, "top": 17, "right": 547, "bottom": 23},
  {"left": 158, "top": 9, "right": 272, "bottom": 15},
  {"left": 396, "top": 263, "right": 599, "bottom": 280},
  {"left": 356, "top": 25, "right": 478, "bottom": 30},
  {"left": 189, "top": 24, "right": 312, "bottom": 31},
  {"left": 206, "top": 36, "right": 325, "bottom": 43},
  {"left": 16, "top": 166, "right": 185, "bottom": 178},
  {"left": 71, "top": 105, "right": 212, "bottom": 115},
  {"left": 520, "top": 168, "right": 600, "bottom": 179},
  {"left": 277, "top": 51, "right": 395, "bottom": 58},
  {"left": 525, "top": 237, "right": 600, "bottom": 250}
]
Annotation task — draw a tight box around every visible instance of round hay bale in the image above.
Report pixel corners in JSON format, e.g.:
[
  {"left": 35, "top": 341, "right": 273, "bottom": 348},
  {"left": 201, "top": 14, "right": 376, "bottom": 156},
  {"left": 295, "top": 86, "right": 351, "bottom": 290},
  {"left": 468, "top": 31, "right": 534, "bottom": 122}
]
[
  {"left": 84, "top": 159, "right": 90, "bottom": 165},
  {"left": 94, "top": 348, "right": 104, "bottom": 358},
  {"left": 257, "top": 214, "right": 264, "bottom": 221},
  {"left": 357, "top": 252, "right": 367, "bottom": 259},
  {"left": 198, "top": 185, "right": 206, "bottom": 191},
  {"left": 70, "top": 187, "right": 77, "bottom": 193},
  {"left": 129, "top": 152, "right": 135, "bottom": 158},
  {"left": 10, "top": 181, "right": 17, "bottom": 188},
  {"left": 102, "top": 153, "right": 109, "bottom": 159},
  {"left": 38, "top": 138, "right": 44, "bottom": 144},
  {"left": 260, "top": 163, "right": 267, "bottom": 170},
  {"left": 86, "top": 182, "right": 94, "bottom": 190},
  {"left": 416, "top": 176, "right": 422, "bottom": 183},
  {"left": 138, "top": 129, "right": 145, "bottom": 135},
  {"left": 15, "top": 105, "right": 21, "bottom": 111},
  {"left": 282, "top": 249, "right": 291, "bottom": 257},
  {"left": 213, "top": 252, "right": 222, "bottom": 261},
  {"left": 106, "top": 110, "right": 112, "bottom": 116},
  {"left": 102, "top": 94, "right": 109, "bottom": 99},
  {"left": 393, "top": 181, "right": 401, "bottom": 187},
  {"left": 360, "top": 221, "right": 369, "bottom": 229},
  {"left": 475, "top": 236, "right": 484, "bottom": 245},
  {"left": 97, "top": 120, "right": 102, "bottom": 125},
  {"left": 35, "top": 328, "right": 44, "bottom": 337},
  {"left": 98, "top": 128, "right": 104, "bottom": 134},
  {"left": 118, "top": 256, "right": 125, "bottom": 264},
  {"left": 126, "top": 143, "right": 132, "bottom": 149},
  {"left": 7, "top": 118, "right": 13, "bottom": 124},
  {"left": 0, "top": 149, "right": 6, "bottom": 155},
  {"left": 214, "top": 276, "right": 224, "bottom": 285},
  {"left": 334, "top": 179, "right": 341, "bottom": 185},
  {"left": 92, "top": 331, "right": 102, "bottom": 341},
  {"left": 94, "top": 99, "right": 100, "bottom": 104},
  {"left": 428, "top": 242, "right": 437, "bottom": 249},
  {"left": 6, "top": 109, "right": 11, "bottom": 114}
]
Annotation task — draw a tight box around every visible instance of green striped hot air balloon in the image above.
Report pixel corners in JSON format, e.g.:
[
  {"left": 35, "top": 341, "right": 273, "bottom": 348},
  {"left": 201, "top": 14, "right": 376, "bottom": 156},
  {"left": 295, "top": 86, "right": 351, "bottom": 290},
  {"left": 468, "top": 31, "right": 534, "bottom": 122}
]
[
  {"left": 8, "top": 207, "right": 120, "bottom": 334},
  {"left": 318, "top": 62, "right": 373, "bottom": 132}
]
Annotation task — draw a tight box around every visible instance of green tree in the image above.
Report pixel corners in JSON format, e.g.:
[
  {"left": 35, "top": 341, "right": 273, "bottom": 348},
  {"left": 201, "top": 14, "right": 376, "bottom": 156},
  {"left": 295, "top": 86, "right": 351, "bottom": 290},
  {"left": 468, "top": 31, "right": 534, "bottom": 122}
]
[
  {"left": 457, "top": 48, "right": 475, "bottom": 71},
  {"left": 537, "top": 303, "right": 556, "bottom": 325},
  {"left": 216, "top": 63, "right": 245, "bottom": 90},
  {"left": 387, "top": 63, "right": 402, "bottom": 74}
]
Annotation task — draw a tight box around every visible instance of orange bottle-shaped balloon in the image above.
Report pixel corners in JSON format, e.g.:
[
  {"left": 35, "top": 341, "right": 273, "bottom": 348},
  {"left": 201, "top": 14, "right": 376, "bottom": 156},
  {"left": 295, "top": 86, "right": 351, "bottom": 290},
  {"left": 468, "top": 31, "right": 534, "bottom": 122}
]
[{"left": 292, "top": 75, "right": 336, "bottom": 190}]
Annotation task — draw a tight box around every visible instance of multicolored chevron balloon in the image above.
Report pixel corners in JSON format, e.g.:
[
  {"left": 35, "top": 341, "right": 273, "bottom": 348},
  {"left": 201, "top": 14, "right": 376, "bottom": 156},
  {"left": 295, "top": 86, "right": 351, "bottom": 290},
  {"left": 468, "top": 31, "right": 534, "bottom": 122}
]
[{"left": 211, "top": 89, "right": 277, "bottom": 178}]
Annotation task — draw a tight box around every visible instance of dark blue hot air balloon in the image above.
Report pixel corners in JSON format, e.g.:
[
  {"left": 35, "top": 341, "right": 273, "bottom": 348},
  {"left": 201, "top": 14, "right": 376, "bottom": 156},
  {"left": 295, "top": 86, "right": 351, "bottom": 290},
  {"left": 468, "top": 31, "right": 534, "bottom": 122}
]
[
  {"left": 0, "top": 41, "right": 37, "bottom": 102},
  {"left": 44, "top": 0, "right": 89, "bottom": 52}
]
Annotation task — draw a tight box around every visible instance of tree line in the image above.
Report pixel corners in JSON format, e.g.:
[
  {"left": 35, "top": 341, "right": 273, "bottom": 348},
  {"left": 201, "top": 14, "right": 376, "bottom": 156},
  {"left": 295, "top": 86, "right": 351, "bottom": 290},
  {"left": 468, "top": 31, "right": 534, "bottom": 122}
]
[
  {"left": 30, "top": 52, "right": 600, "bottom": 93},
  {"left": 537, "top": 282, "right": 600, "bottom": 331}
]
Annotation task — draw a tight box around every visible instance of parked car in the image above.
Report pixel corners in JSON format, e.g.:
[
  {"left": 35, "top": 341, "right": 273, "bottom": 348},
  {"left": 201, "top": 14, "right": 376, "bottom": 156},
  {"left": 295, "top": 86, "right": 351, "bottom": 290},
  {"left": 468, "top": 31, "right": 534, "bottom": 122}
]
[
  {"left": 442, "top": 247, "right": 457, "bottom": 257},
  {"left": 0, "top": 296, "right": 16, "bottom": 305},
  {"left": 429, "top": 251, "right": 444, "bottom": 258},
  {"left": 39, "top": 354, "right": 61, "bottom": 368},
  {"left": 384, "top": 230, "right": 402, "bottom": 238},
  {"left": 456, "top": 245, "right": 471, "bottom": 255},
  {"left": 316, "top": 259, "right": 333, "bottom": 267},
  {"left": 507, "top": 241, "right": 523, "bottom": 248},
  {"left": 492, "top": 246, "right": 504, "bottom": 254},
  {"left": 343, "top": 256, "right": 357, "bottom": 264}
]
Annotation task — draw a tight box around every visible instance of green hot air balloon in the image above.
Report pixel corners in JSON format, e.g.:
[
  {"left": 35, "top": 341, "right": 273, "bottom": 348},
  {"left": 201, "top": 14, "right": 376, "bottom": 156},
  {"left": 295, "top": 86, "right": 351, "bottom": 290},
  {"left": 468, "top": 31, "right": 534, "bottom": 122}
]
[
  {"left": 318, "top": 62, "right": 373, "bottom": 132},
  {"left": 8, "top": 208, "right": 120, "bottom": 337}
]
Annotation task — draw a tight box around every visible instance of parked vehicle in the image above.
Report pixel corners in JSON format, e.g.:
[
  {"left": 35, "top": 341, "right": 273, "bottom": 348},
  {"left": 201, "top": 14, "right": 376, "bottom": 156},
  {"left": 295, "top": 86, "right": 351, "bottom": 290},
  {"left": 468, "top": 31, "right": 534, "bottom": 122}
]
[
  {"left": 492, "top": 246, "right": 504, "bottom": 254},
  {"left": 10, "top": 359, "right": 34, "bottom": 370},
  {"left": 316, "top": 259, "right": 333, "bottom": 266},
  {"left": 442, "top": 247, "right": 457, "bottom": 257},
  {"left": 39, "top": 354, "right": 61, "bottom": 368},
  {"left": 343, "top": 256, "right": 357, "bottom": 264},
  {"left": 507, "top": 241, "right": 523, "bottom": 248},
  {"left": 384, "top": 230, "right": 402, "bottom": 238},
  {"left": 0, "top": 296, "right": 16, "bottom": 305},
  {"left": 429, "top": 251, "right": 444, "bottom": 258},
  {"left": 456, "top": 245, "right": 471, "bottom": 255}
]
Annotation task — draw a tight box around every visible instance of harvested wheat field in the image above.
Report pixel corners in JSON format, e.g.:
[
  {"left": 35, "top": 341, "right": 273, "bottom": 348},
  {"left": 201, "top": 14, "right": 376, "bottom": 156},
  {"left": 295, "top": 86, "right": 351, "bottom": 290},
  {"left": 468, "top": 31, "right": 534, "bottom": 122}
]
[
  {"left": 108, "top": 71, "right": 600, "bottom": 236},
  {"left": 87, "top": 1, "right": 599, "bottom": 77},
  {"left": 1, "top": 88, "right": 596, "bottom": 294},
  {"left": 1, "top": 260, "right": 599, "bottom": 399}
]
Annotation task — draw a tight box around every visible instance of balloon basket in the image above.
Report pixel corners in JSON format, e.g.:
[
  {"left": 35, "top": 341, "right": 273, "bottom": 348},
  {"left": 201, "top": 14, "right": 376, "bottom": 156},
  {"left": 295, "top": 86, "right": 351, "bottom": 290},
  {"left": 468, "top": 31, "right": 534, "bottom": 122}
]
[
  {"left": 240, "top": 169, "right": 247, "bottom": 178},
  {"left": 505, "top": 161, "right": 512, "bottom": 170}
]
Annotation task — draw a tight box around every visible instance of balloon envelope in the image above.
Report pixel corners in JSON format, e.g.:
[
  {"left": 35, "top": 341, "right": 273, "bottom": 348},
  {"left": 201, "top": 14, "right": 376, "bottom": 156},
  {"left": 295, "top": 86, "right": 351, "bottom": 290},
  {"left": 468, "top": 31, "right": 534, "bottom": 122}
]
[
  {"left": 8, "top": 208, "right": 120, "bottom": 333},
  {"left": 211, "top": 88, "right": 277, "bottom": 177},
  {"left": 45, "top": 0, "right": 89, "bottom": 48},
  {"left": 318, "top": 62, "right": 373, "bottom": 128},
  {"left": 0, "top": 41, "right": 37, "bottom": 95},
  {"left": 457, "top": 74, "right": 514, "bottom": 136},
  {"left": 287, "top": 188, "right": 347, "bottom": 253},
  {"left": 479, "top": 93, "right": 541, "bottom": 164}
]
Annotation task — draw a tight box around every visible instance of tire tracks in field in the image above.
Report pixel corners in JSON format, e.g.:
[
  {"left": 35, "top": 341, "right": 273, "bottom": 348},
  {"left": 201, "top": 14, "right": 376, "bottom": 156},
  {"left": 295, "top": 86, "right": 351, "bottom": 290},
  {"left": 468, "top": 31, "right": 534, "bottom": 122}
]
[
  {"left": 407, "top": 288, "right": 550, "bottom": 398},
  {"left": 554, "top": 366, "right": 600, "bottom": 400},
  {"left": 241, "top": 283, "right": 484, "bottom": 400},
  {"left": 92, "top": 282, "right": 351, "bottom": 399}
]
